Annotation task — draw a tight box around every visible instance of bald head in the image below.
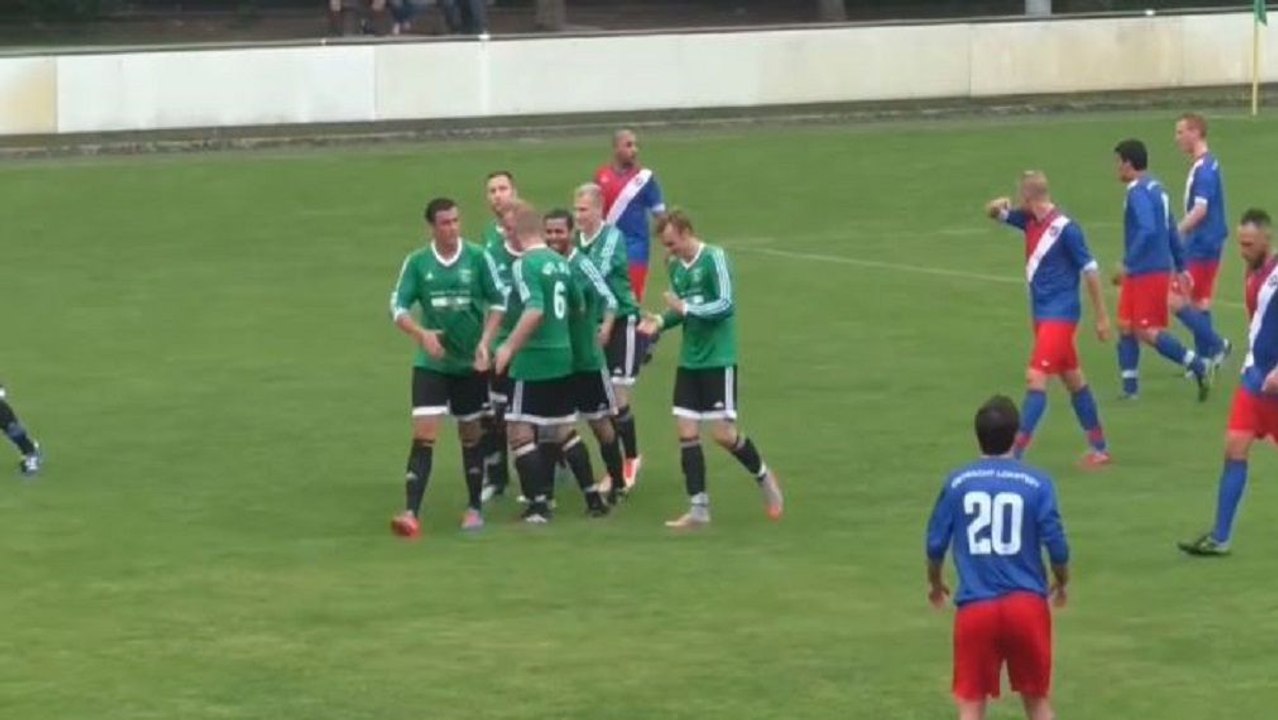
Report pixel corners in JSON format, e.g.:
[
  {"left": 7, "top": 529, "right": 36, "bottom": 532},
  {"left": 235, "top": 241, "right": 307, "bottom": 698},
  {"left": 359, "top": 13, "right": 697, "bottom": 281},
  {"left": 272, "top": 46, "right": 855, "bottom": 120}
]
[{"left": 613, "top": 128, "right": 639, "bottom": 168}]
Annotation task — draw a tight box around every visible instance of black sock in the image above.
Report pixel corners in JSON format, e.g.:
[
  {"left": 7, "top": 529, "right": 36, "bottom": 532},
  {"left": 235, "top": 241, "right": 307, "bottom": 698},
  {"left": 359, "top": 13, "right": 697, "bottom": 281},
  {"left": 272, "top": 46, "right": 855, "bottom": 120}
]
[
  {"left": 513, "top": 442, "right": 549, "bottom": 509},
  {"left": 0, "top": 399, "right": 35, "bottom": 456},
  {"left": 729, "top": 435, "right": 767, "bottom": 481},
  {"left": 404, "top": 439, "right": 434, "bottom": 516},
  {"left": 563, "top": 432, "right": 605, "bottom": 509},
  {"left": 483, "top": 415, "right": 509, "bottom": 488},
  {"left": 599, "top": 435, "right": 625, "bottom": 497},
  {"left": 462, "top": 443, "right": 484, "bottom": 511},
  {"left": 681, "top": 440, "right": 706, "bottom": 497},
  {"left": 615, "top": 406, "right": 639, "bottom": 460}
]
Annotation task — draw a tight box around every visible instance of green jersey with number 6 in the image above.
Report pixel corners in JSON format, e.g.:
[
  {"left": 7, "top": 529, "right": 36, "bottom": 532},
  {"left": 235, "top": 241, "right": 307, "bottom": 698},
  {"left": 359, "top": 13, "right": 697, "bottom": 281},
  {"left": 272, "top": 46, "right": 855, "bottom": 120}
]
[
  {"left": 577, "top": 224, "right": 639, "bottom": 318},
  {"left": 391, "top": 240, "right": 506, "bottom": 375},
  {"left": 566, "top": 249, "right": 618, "bottom": 372},
  {"left": 659, "top": 242, "right": 737, "bottom": 369},
  {"left": 484, "top": 230, "right": 521, "bottom": 347},
  {"left": 509, "top": 246, "right": 576, "bottom": 381}
]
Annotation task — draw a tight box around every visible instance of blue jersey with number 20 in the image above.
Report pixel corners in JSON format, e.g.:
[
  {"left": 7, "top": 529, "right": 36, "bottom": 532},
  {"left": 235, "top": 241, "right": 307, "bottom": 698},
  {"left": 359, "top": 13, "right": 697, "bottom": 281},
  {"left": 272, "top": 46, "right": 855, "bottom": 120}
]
[{"left": 925, "top": 458, "right": 1070, "bottom": 607}]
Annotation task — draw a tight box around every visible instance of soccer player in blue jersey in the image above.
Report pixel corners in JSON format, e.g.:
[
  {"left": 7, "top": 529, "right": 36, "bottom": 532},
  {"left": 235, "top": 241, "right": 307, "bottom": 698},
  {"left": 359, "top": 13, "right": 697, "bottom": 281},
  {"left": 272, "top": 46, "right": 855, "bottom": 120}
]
[
  {"left": 985, "top": 172, "right": 1111, "bottom": 467},
  {"left": 1171, "top": 113, "right": 1231, "bottom": 371},
  {"left": 926, "top": 395, "right": 1069, "bottom": 720},
  {"left": 594, "top": 129, "right": 667, "bottom": 302},
  {"left": 1112, "top": 139, "right": 1210, "bottom": 401},
  {"left": 1180, "top": 209, "right": 1278, "bottom": 556}
]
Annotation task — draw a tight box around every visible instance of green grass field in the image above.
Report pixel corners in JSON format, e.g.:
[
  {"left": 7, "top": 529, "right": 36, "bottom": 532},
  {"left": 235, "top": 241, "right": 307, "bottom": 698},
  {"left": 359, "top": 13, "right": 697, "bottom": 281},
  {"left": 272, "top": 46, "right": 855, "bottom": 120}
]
[{"left": 4, "top": 113, "right": 1278, "bottom": 719}]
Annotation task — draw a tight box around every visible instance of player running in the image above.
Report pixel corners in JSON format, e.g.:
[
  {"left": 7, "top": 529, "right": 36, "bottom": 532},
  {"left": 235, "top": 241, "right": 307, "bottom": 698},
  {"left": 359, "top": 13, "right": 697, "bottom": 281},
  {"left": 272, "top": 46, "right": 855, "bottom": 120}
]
[
  {"left": 0, "top": 384, "right": 42, "bottom": 476},
  {"left": 545, "top": 209, "right": 628, "bottom": 508},
  {"left": 594, "top": 129, "right": 666, "bottom": 302},
  {"left": 1171, "top": 113, "right": 1231, "bottom": 372},
  {"left": 388, "top": 198, "right": 506, "bottom": 537},
  {"left": 985, "top": 172, "right": 1111, "bottom": 466},
  {"left": 925, "top": 395, "right": 1070, "bottom": 720},
  {"left": 495, "top": 202, "right": 609, "bottom": 522},
  {"left": 638, "top": 210, "right": 783, "bottom": 528},
  {"left": 574, "top": 183, "right": 645, "bottom": 492},
  {"left": 1112, "top": 138, "right": 1210, "bottom": 401},
  {"left": 1179, "top": 209, "right": 1278, "bottom": 557}
]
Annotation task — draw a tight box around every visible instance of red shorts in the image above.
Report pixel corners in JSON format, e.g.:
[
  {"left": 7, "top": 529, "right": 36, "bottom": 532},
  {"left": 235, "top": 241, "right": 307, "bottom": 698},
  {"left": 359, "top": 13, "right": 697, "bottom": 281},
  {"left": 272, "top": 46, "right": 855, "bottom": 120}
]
[
  {"left": 1227, "top": 387, "right": 1278, "bottom": 443},
  {"left": 1118, "top": 273, "right": 1171, "bottom": 330},
  {"left": 1029, "top": 321, "right": 1079, "bottom": 374},
  {"left": 953, "top": 592, "right": 1052, "bottom": 701},
  {"left": 628, "top": 263, "right": 649, "bottom": 303},
  {"left": 1180, "top": 261, "right": 1220, "bottom": 304}
]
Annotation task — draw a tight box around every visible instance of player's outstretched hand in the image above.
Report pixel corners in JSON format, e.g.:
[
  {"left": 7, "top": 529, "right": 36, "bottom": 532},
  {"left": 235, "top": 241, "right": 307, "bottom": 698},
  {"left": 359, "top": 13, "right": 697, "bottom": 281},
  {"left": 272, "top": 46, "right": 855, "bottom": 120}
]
[
  {"left": 1095, "top": 316, "right": 1113, "bottom": 343},
  {"left": 494, "top": 344, "right": 513, "bottom": 376},
  {"left": 927, "top": 582, "right": 950, "bottom": 610},
  {"left": 1050, "top": 584, "right": 1068, "bottom": 609},
  {"left": 985, "top": 197, "right": 1011, "bottom": 219},
  {"left": 418, "top": 330, "right": 446, "bottom": 360},
  {"left": 473, "top": 344, "right": 492, "bottom": 373}
]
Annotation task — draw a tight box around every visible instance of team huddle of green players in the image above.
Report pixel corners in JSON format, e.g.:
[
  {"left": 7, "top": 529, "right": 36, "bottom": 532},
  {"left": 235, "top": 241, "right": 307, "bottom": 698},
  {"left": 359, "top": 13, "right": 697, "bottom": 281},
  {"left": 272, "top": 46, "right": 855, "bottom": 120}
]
[{"left": 387, "top": 173, "right": 784, "bottom": 536}]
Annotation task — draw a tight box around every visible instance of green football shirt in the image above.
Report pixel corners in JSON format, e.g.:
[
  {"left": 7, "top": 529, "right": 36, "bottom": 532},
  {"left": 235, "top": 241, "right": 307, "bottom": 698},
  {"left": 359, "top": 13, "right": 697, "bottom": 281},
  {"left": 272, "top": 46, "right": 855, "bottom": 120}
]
[
  {"left": 390, "top": 240, "right": 506, "bottom": 375},
  {"left": 484, "top": 229, "right": 521, "bottom": 347},
  {"left": 577, "top": 224, "right": 639, "bottom": 318},
  {"left": 507, "top": 245, "right": 576, "bottom": 381},
  {"left": 659, "top": 242, "right": 738, "bottom": 369},
  {"left": 566, "top": 249, "right": 618, "bottom": 373}
]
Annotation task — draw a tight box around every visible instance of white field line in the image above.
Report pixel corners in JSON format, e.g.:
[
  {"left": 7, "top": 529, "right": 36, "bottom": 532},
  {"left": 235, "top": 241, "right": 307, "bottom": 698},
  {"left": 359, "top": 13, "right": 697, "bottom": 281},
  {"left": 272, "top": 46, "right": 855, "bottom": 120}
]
[{"left": 735, "top": 241, "right": 1245, "bottom": 311}]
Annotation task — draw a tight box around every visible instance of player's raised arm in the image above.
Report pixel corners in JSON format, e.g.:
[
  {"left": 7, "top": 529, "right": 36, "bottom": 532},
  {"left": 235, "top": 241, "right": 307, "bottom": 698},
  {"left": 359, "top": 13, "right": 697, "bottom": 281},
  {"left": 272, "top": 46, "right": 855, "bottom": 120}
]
[{"left": 985, "top": 196, "right": 1012, "bottom": 221}]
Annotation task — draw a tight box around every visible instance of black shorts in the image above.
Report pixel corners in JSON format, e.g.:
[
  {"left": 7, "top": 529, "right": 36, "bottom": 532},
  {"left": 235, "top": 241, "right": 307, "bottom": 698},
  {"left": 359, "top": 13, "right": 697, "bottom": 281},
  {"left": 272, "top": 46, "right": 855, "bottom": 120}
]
[
  {"left": 673, "top": 365, "right": 738, "bottom": 421},
  {"left": 488, "top": 371, "right": 514, "bottom": 407},
  {"left": 507, "top": 376, "right": 577, "bottom": 426},
  {"left": 572, "top": 369, "right": 618, "bottom": 420},
  {"left": 605, "top": 315, "right": 648, "bottom": 387},
  {"left": 411, "top": 367, "right": 488, "bottom": 422}
]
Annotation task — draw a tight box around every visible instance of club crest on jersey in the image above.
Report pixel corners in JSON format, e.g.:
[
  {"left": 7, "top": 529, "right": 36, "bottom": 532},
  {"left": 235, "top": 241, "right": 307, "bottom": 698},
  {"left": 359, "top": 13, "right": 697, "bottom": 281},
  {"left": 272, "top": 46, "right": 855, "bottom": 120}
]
[{"left": 459, "top": 268, "right": 472, "bottom": 284}]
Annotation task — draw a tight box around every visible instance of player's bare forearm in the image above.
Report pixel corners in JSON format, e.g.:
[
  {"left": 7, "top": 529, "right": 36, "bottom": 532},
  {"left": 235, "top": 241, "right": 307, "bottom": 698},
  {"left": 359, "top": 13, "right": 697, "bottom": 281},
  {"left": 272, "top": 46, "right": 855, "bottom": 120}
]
[
  {"left": 1052, "top": 564, "right": 1069, "bottom": 590},
  {"left": 1178, "top": 204, "right": 1207, "bottom": 237},
  {"left": 502, "top": 309, "right": 544, "bottom": 357},
  {"left": 479, "top": 309, "right": 504, "bottom": 350},
  {"left": 599, "top": 311, "right": 616, "bottom": 342},
  {"left": 1082, "top": 271, "right": 1111, "bottom": 338},
  {"left": 394, "top": 313, "right": 425, "bottom": 338},
  {"left": 927, "top": 558, "right": 944, "bottom": 587}
]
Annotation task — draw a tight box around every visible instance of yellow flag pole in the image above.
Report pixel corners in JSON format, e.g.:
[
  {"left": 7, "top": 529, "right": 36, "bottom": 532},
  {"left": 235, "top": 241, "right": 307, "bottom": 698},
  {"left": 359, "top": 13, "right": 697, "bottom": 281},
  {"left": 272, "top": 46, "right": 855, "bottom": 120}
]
[{"left": 1254, "top": 12, "right": 1262, "bottom": 117}]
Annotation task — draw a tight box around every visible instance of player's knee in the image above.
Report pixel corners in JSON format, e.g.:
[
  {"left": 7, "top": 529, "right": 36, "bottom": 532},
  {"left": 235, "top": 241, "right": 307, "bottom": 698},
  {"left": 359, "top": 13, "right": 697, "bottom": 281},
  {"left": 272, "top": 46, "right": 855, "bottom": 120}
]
[
  {"left": 1224, "top": 431, "right": 1252, "bottom": 460},
  {"left": 710, "top": 422, "right": 738, "bottom": 450},
  {"left": 1136, "top": 327, "right": 1160, "bottom": 344},
  {"left": 590, "top": 418, "right": 616, "bottom": 444},
  {"left": 1060, "top": 370, "right": 1086, "bottom": 393},
  {"left": 507, "top": 423, "right": 534, "bottom": 448},
  {"left": 1025, "top": 369, "right": 1049, "bottom": 391},
  {"left": 411, "top": 418, "right": 439, "bottom": 443},
  {"left": 1194, "top": 298, "right": 1212, "bottom": 312},
  {"left": 457, "top": 420, "right": 482, "bottom": 447}
]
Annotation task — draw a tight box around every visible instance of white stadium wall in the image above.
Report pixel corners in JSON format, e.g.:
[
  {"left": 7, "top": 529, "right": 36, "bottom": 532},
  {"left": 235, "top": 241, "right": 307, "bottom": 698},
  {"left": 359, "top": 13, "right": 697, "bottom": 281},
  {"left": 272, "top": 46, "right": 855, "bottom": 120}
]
[{"left": 0, "top": 11, "right": 1276, "bottom": 137}]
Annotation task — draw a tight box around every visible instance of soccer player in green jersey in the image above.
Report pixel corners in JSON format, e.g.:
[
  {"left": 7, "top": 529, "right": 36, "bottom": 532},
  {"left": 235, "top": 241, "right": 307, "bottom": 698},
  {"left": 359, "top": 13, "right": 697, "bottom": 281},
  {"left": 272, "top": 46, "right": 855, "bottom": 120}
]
[
  {"left": 479, "top": 171, "right": 520, "bottom": 501},
  {"left": 495, "top": 202, "right": 608, "bottom": 522},
  {"left": 574, "top": 183, "right": 647, "bottom": 493},
  {"left": 389, "top": 198, "right": 507, "bottom": 537},
  {"left": 545, "top": 209, "right": 628, "bottom": 508},
  {"left": 638, "top": 210, "right": 784, "bottom": 529}
]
